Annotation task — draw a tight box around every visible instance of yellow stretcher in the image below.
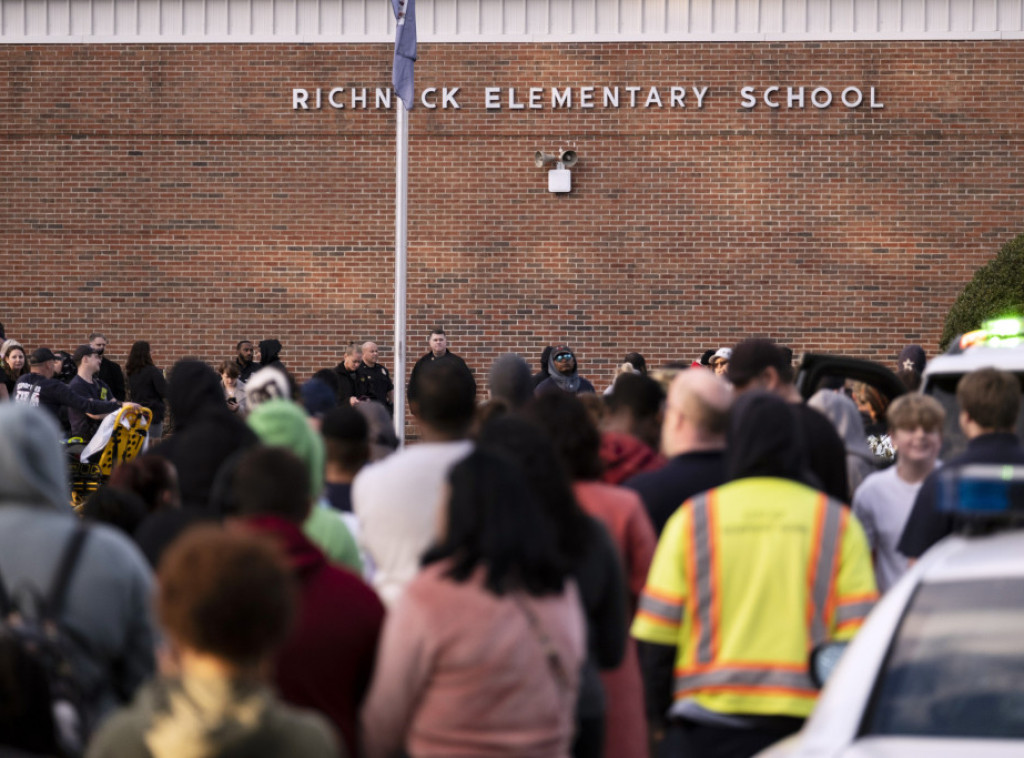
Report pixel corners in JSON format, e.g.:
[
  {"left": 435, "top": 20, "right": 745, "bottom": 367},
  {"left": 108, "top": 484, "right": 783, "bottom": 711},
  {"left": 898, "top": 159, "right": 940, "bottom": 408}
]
[{"left": 68, "top": 405, "right": 153, "bottom": 511}]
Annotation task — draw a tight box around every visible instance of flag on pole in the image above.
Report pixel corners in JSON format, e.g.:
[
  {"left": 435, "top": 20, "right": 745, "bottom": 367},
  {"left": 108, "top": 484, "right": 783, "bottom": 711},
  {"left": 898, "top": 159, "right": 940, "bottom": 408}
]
[{"left": 392, "top": 0, "right": 417, "bottom": 110}]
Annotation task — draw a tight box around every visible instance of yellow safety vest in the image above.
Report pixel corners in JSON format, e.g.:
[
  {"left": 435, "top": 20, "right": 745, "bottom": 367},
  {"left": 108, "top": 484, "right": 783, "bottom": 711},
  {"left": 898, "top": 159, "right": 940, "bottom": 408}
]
[{"left": 631, "top": 477, "right": 877, "bottom": 719}]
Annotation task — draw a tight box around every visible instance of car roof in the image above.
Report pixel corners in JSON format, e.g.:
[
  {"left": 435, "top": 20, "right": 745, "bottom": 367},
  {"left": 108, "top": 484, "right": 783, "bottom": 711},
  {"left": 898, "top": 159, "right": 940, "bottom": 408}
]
[
  {"left": 918, "top": 530, "right": 1024, "bottom": 583},
  {"left": 925, "top": 345, "right": 1024, "bottom": 377}
]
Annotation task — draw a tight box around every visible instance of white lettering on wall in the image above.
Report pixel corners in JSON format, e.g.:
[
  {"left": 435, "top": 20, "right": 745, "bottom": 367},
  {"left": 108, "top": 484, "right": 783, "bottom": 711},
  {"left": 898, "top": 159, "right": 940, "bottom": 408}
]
[{"left": 292, "top": 84, "right": 883, "bottom": 113}]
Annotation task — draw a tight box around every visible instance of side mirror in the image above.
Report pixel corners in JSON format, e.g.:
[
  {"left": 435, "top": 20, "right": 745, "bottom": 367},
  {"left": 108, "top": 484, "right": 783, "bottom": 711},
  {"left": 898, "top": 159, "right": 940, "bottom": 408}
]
[{"left": 809, "top": 641, "right": 849, "bottom": 689}]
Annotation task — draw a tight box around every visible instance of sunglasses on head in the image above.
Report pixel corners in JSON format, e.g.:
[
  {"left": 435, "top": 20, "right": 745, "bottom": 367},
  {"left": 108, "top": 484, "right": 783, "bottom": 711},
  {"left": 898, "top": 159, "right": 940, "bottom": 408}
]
[{"left": 554, "top": 352, "right": 573, "bottom": 361}]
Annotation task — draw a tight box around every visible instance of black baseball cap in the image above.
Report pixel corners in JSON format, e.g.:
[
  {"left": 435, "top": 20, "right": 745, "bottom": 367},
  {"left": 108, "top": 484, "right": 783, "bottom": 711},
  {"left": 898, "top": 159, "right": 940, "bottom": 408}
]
[{"left": 28, "top": 347, "right": 58, "bottom": 365}]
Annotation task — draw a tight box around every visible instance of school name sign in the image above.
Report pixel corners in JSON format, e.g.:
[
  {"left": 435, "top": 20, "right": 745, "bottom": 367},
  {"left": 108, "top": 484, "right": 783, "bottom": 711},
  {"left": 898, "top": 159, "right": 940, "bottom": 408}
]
[{"left": 292, "top": 84, "right": 884, "bottom": 111}]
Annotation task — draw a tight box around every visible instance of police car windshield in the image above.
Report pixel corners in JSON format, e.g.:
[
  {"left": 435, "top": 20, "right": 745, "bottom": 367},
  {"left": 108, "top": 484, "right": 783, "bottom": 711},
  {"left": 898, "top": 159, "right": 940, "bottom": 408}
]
[{"left": 863, "top": 578, "right": 1024, "bottom": 739}]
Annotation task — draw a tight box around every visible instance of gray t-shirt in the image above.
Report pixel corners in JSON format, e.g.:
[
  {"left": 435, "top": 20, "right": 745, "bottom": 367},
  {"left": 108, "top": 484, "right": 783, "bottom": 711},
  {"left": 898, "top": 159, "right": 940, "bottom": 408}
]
[{"left": 852, "top": 465, "right": 936, "bottom": 593}]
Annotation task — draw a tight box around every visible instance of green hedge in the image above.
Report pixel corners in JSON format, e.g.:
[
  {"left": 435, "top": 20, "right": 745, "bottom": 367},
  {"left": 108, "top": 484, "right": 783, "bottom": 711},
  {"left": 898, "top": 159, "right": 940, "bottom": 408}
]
[{"left": 940, "top": 234, "right": 1024, "bottom": 350}]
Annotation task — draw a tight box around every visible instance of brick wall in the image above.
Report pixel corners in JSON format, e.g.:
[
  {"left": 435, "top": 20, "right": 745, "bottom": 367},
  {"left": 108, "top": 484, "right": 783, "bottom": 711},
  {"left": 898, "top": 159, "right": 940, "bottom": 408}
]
[{"left": 2, "top": 41, "right": 1022, "bottom": 407}]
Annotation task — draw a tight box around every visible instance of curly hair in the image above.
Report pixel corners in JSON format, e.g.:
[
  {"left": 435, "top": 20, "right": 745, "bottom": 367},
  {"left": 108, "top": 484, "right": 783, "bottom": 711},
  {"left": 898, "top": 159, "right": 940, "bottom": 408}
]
[{"left": 157, "top": 525, "right": 296, "bottom": 666}]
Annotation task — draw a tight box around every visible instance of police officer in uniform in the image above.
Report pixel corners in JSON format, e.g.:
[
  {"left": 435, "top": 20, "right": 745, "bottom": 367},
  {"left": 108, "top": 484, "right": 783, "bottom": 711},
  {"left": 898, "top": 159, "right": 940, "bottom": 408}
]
[{"left": 358, "top": 341, "right": 394, "bottom": 415}]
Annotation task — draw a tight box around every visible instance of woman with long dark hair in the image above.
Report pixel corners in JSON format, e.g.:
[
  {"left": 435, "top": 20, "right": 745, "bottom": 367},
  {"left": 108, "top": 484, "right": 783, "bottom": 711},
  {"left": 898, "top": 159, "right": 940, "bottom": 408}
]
[
  {"left": 125, "top": 340, "right": 168, "bottom": 440},
  {"left": 361, "top": 450, "right": 586, "bottom": 758},
  {"left": 477, "top": 415, "right": 629, "bottom": 758},
  {"left": 521, "top": 394, "right": 655, "bottom": 758},
  {"left": 0, "top": 339, "right": 28, "bottom": 401}
]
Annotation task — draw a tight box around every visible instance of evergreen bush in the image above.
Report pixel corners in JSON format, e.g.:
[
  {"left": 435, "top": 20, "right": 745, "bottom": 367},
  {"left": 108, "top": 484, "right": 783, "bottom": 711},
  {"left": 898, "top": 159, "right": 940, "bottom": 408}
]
[{"left": 940, "top": 234, "right": 1024, "bottom": 350}]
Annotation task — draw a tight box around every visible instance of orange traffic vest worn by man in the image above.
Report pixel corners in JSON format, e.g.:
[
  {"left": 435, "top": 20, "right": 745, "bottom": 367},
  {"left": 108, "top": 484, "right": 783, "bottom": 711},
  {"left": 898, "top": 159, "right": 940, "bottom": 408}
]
[{"left": 632, "top": 390, "right": 877, "bottom": 758}]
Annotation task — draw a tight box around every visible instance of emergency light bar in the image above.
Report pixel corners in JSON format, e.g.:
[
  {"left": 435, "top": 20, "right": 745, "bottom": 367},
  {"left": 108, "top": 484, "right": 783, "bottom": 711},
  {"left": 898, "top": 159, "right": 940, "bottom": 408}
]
[
  {"left": 937, "top": 464, "right": 1024, "bottom": 518},
  {"left": 956, "top": 316, "right": 1024, "bottom": 352}
]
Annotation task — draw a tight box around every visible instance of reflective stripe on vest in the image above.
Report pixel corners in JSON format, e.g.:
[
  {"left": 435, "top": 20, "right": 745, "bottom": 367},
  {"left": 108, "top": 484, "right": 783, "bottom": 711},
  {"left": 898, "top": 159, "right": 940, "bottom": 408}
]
[
  {"left": 690, "top": 492, "right": 716, "bottom": 665},
  {"left": 678, "top": 488, "right": 846, "bottom": 702},
  {"left": 807, "top": 497, "right": 844, "bottom": 647},
  {"left": 637, "top": 587, "right": 684, "bottom": 627},
  {"left": 835, "top": 597, "right": 875, "bottom": 626},
  {"left": 674, "top": 665, "right": 816, "bottom": 698}
]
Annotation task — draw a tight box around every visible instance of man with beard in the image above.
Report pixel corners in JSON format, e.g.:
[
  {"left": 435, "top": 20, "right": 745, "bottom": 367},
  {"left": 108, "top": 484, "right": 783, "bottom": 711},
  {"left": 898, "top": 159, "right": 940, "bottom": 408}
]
[
  {"left": 88, "top": 332, "right": 126, "bottom": 401},
  {"left": 534, "top": 344, "right": 596, "bottom": 396},
  {"left": 234, "top": 340, "right": 258, "bottom": 384}
]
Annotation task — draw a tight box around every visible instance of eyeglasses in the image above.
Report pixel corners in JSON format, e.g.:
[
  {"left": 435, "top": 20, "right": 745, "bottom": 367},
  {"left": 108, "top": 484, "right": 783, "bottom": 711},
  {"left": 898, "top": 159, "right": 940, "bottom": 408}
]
[{"left": 554, "top": 353, "right": 573, "bottom": 361}]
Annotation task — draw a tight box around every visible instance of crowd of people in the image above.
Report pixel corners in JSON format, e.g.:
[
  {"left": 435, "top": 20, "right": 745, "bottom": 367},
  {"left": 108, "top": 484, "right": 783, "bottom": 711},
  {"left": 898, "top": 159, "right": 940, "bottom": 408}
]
[{"left": 0, "top": 319, "right": 1021, "bottom": 758}]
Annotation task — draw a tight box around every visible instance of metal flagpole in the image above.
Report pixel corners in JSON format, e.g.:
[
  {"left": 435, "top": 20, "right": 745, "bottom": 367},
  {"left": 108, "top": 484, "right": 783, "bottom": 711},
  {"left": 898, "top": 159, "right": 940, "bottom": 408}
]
[
  {"left": 394, "top": 104, "right": 408, "bottom": 446},
  {"left": 391, "top": 0, "right": 415, "bottom": 446}
]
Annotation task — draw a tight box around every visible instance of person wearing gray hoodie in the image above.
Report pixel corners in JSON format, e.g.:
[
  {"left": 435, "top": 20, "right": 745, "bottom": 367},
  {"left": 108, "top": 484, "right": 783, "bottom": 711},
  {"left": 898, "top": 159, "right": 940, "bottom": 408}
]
[{"left": 0, "top": 404, "right": 157, "bottom": 738}]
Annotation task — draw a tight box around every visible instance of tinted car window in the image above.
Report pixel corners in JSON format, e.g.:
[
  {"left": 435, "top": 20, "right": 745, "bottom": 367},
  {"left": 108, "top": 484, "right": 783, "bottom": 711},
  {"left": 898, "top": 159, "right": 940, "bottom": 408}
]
[{"left": 864, "top": 578, "right": 1024, "bottom": 739}]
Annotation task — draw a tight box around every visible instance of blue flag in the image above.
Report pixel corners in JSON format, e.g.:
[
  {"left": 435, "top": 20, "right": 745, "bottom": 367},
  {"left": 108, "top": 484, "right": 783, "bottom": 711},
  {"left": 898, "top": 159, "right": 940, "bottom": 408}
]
[{"left": 392, "top": 0, "right": 417, "bottom": 110}]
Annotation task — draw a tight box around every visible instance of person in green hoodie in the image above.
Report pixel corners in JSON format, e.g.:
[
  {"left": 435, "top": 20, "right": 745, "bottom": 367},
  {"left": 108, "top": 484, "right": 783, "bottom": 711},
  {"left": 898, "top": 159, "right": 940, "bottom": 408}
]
[{"left": 246, "top": 399, "right": 363, "bottom": 575}]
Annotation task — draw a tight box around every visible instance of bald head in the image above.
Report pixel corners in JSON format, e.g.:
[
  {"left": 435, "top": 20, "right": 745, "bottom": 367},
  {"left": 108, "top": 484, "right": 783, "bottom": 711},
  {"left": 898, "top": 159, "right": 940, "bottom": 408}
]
[
  {"left": 361, "top": 341, "right": 379, "bottom": 367},
  {"left": 661, "top": 368, "right": 733, "bottom": 457}
]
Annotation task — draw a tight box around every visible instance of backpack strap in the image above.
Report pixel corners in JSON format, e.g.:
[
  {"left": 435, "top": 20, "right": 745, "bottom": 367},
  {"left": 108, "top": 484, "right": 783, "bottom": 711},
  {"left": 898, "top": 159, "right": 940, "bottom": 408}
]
[{"left": 46, "top": 524, "right": 90, "bottom": 619}]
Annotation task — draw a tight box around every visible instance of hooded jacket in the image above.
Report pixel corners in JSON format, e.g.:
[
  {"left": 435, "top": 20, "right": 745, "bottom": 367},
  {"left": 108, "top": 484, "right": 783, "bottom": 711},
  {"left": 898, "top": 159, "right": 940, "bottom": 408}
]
[
  {"left": 242, "top": 515, "right": 384, "bottom": 758},
  {"left": 247, "top": 400, "right": 362, "bottom": 573},
  {"left": 808, "top": 390, "right": 878, "bottom": 499},
  {"left": 726, "top": 391, "right": 813, "bottom": 484},
  {"left": 258, "top": 339, "right": 286, "bottom": 373},
  {"left": 534, "top": 346, "right": 596, "bottom": 396},
  {"left": 152, "top": 360, "right": 258, "bottom": 511},
  {"left": 0, "top": 404, "right": 157, "bottom": 733}
]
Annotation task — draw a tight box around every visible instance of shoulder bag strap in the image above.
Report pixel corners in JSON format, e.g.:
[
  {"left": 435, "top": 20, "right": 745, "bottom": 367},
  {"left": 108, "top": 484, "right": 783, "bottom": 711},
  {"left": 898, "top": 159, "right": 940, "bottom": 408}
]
[{"left": 512, "top": 593, "right": 572, "bottom": 696}]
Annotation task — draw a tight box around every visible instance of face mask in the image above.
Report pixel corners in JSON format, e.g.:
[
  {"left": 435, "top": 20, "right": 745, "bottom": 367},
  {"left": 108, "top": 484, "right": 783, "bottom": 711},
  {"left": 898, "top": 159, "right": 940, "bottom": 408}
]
[{"left": 95, "top": 348, "right": 105, "bottom": 356}]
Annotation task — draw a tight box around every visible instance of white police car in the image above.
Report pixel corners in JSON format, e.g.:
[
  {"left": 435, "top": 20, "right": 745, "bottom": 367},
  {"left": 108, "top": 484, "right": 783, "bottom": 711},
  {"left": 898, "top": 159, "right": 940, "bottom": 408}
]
[
  {"left": 795, "top": 316, "right": 1024, "bottom": 458},
  {"left": 921, "top": 317, "right": 1024, "bottom": 458},
  {"left": 756, "top": 464, "right": 1024, "bottom": 757}
]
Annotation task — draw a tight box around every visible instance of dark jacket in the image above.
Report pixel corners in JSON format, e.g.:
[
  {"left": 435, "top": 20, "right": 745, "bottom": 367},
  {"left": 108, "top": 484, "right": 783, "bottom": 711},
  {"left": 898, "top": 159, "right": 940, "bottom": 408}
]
[
  {"left": 152, "top": 360, "right": 258, "bottom": 511},
  {"left": 68, "top": 375, "right": 117, "bottom": 441},
  {"left": 899, "top": 432, "right": 1024, "bottom": 558},
  {"left": 625, "top": 450, "right": 727, "bottom": 534},
  {"left": 359, "top": 363, "right": 394, "bottom": 411},
  {"left": 128, "top": 364, "right": 168, "bottom": 425},
  {"left": 98, "top": 356, "right": 126, "bottom": 401},
  {"left": 334, "top": 363, "right": 372, "bottom": 405},
  {"left": 14, "top": 373, "right": 120, "bottom": 433},
  {"left": 243, "top": 515, "right": 385, "bottom": 758},
  {"left": 407, "top": 350, "right": 474, "bottom": 403},
  {"left": 572, "top": 515, "right": 628, "bottom": 719},
  {"left": 259, "top": 340, "right": 287, "bottom": 375}
]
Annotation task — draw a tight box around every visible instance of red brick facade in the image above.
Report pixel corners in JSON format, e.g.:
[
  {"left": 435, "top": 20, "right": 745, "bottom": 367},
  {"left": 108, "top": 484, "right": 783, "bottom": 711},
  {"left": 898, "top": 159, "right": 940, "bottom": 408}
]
[{"left": 2, "top": 41, "right": 1021, "bottom": 394}]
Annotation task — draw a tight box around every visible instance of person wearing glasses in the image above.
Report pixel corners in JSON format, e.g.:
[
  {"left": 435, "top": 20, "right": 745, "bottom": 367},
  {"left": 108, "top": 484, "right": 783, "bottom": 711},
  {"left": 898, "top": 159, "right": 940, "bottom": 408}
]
[{"left": 535, "top": 344, "right": 596, "bottom": 397}]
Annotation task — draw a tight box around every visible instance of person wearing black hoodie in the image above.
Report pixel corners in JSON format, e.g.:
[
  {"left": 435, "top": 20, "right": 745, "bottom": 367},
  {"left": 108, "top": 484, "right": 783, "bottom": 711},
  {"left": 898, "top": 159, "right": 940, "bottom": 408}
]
[
  {"left": 258, "top": 338, "right": 287, "bottom": 375},
  {"left": 151, "top": 360, "right": 259, "bottom": 513}
]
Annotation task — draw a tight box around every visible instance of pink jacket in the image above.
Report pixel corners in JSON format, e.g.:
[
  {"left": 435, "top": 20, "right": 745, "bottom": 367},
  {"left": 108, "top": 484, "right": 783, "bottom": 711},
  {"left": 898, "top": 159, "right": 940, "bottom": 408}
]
[{"left": 361, "top": 562, "right": 585, "bottom": 758}]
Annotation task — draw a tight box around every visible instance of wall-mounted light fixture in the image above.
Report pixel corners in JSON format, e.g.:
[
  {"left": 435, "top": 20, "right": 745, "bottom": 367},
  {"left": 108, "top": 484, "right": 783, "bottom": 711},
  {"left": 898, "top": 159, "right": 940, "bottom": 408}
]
[{"left": 534, "top": 149, "right": 578, "bottom": 193}]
